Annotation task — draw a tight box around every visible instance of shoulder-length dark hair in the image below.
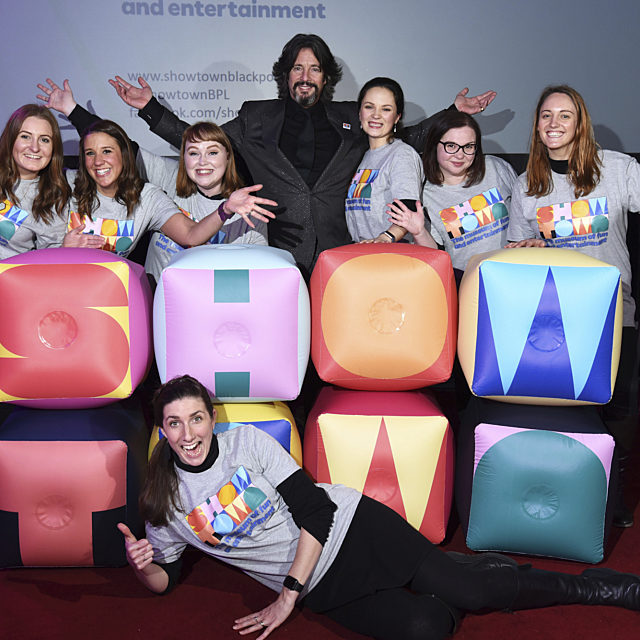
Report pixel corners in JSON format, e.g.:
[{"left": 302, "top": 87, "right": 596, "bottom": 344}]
[
  {"left": 74, "top": 119, "right": 143, "bottom": 218},
  {"left": 422, "top": 110, "right": 485, "bottom": 187},
  {"left": 272, "top": 33, "right": 342, "bottom": 103},
  {"left": 357, "top": 77, "right": 405, "bottom": 142},
  {"left": 526, "top": 85, "right": 601, "bottom": 198},
  {"left": 140, "top": 375, "right": 214, "bottom": 527},
  {"left": 176, "top": 122, "right": 242, "bottom": 199},
  {"left": 0, "top": 104, "right": 70, "bottom": 223}
]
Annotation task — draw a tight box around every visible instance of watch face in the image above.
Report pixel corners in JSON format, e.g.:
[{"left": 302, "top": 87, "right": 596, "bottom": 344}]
[{"left": 284, "top": 575, "right": 304, "bottom": 592}]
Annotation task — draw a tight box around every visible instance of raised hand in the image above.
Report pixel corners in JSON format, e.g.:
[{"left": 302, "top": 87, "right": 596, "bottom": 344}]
[
  {"left": 62, "top": 225, "right": 106, "bottom": 249},
  {"left": 387, "top": 199, "right": 437, "bottom": 249},
  {"left": 108, "top": 75, "right": 153, "bottom": 110},
  {"left": 36, "top": 78, "right": 77, "bottom": 116},
  {"left": 224, "top": 185, "right": 277, "bottom": 228},
  {"left": 387, "top": 199, "right": 426, "bottom": 236},
  {"left": 117, "top": 523, "right": 155, "bottom": 572},
  {"left": 454, "top": 87, "right": 497, "bottom": 115}
]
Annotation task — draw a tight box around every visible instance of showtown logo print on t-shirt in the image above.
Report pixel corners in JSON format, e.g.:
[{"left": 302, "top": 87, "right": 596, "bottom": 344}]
[
  {"left": 535, "top": 197, "right": 609, "bottom": 248},
  {"left": 68, "top": 211, "right": 135, "bottom": 255},
  {"left": 185, "top": 466, "right": 271, "bottom": 552},
  {"left": 0, "top": 199, "right": 29, "bottom": 246},
  {"left": 345, "top": 169, "right": 380, "bottom": 213},
  {"left": 440, "top": 187, "right": 508, "bottom": 250}
]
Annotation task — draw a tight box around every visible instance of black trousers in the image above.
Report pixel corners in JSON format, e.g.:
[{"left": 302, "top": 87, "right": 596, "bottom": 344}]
[{"left": 306, "top": 497, "right": 517, "bottom": 640}]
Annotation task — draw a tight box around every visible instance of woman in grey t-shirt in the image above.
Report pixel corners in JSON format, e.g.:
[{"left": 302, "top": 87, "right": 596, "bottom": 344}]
[
  {"left": 345, "top": 77, "right": 437, "bottom": 247},
  {"left": 65, "top": 119, "right": 275, "bottom": 258},
  {"left": 117, "top": 375, "right": 640, "bottom": 640},
  {"left": 389, "top": 110, "right": 516, "bottom": 276},
  {"left": 0, "top": 104, "right": 102, "bottom": 258}
]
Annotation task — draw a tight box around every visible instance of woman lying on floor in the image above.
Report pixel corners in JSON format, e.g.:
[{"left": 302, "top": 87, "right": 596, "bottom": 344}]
[{"left": 119, "top": 375, "right": 640, "bottom": 640}]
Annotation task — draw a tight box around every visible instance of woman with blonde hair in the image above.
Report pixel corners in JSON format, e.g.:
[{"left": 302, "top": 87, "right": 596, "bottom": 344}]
[{"left": 507, "top": 84, "right": 640, "bottom": 527}]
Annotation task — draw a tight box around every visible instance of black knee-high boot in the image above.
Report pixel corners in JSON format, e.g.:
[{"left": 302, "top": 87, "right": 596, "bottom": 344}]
[{"left": 511, "top": 566, "right": 640, "bottom": 611}]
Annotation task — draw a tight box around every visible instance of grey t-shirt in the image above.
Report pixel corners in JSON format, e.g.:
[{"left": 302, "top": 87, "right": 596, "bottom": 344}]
[
  {"left": 345, "top": 139, "right": 423, "bottom": 242},
  {"left": 67, "top": 172, "right": 180, "bottom": 258},
  {"left": 0, "top": 178, "right": 67, "bottom": 259},
  {"left": 423, "top": 155, "right": 517, "bottom": 270},
  {"left": 508, "top": 150, "right": 640, "bottom": 326},
  {"left": 137, "top": 150, "right": 267, "bottom": 280},
  {"left": 146, "top": 425, "right": 360, "bottom": 596}
]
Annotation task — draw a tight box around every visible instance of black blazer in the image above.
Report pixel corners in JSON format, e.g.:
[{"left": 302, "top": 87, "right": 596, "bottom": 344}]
[{"left": 146, "top": 97, "right": 442, "bottom": 277}]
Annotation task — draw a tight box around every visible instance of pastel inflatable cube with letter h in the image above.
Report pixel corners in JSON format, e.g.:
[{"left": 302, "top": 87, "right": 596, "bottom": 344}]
[
  {"left": 0, "top": 248, "right": 152, "bottom": 409},
  {"left": 310, "top": 244, "right": 457, "bottom": 390},
  {"left": 304, "top": 386, "right": 454, "bottom": 543},
  {"left": 458, "top": 248, "right": 623, "bottom": 405},
  {"left": 154, "top": 245, "right": 310, "bottom": 402}
]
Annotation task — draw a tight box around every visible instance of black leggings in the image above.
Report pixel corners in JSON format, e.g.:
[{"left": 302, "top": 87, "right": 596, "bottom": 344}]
[{"left": 323, "top": 548, "right": 517, "bottom": 640}]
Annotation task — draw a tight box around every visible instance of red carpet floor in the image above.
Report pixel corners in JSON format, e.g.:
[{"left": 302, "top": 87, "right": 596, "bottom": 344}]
[{"left": 2, "top": 446, "right": 639, "bottom": 640}]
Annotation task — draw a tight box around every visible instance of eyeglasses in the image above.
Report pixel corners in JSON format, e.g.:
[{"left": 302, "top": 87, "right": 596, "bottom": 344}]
[{"left": 438, "top": 141, "right": 477, "bottom": 155}]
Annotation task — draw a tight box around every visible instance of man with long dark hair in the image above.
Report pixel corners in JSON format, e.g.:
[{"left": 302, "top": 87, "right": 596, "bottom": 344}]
[{"left": 109, "top": 34, "right": 494, "bottom": 278}]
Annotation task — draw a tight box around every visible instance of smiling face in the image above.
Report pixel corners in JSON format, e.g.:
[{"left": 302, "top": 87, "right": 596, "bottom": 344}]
[
  {"left": 12, "top": 116, "right": 54, "bottom": 180},
  {"left": 436, "top": 125, "right": 477, "bottom": 185},
  {"left": 184, "top": 139, "right": 229, "bottom": 197},
  {"left": 162, "top": 396, "right": 216, "bottom": 466},
  {"left": 359, "top": 86, "right": 400, "bottom": 149},
  {"left": 537, "top": 92, "right": 578, "bottom": 161},
  {"left": 83, "top": 132, "right": 123, "bottom": 197},
  {"left": 287, "top": 47, "right": 326, "bottom": 107}
]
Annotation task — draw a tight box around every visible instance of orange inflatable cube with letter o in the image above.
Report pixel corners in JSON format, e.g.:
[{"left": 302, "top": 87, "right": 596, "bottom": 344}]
[{"left": 310, "top": 244, "right": 457, "bottom": 390}]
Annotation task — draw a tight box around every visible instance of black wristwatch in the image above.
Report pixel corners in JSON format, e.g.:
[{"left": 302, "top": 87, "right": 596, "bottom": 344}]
[{"left": 283, "top": 575, "right": 305, "bottom": 593}]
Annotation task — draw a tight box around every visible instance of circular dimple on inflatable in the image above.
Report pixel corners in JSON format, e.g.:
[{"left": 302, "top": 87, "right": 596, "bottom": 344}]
[
  {"left": 214, "top": 322, "right": 251, "bottom": 358},
  {"left": 528, "top": 314, "right": 565, "bottom": 352},
  {"left": 38, "top": 311, "right": 78, "bottom": 349},
  {"left": 36, "top": 495, "right": 73, "bottom": 530},
  {"left": 522, "top": 485, "right": 559, "bottom": 520},
  {"left": 368, "top": 298, "right": 405, "bottom": 334}
]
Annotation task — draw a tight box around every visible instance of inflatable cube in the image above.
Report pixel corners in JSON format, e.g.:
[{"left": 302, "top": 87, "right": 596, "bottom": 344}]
[
  {"left": 0, "top": 248, "right": 152, "bottom": 408},
  {"left": 457, "top": 398, "right": 614, "bottom": 563},
  {"left": 154, "top": 245, "right": 310, "bottom": 402},
  {"left": 311, "top": 245, "right": 457, "bottom": 391},
  {"left": 305, "top": 386, "right": 454, "bottom": 543},
  {"left": 149, "top": 400, "right": 302, "bottom": 466},
  {"left": 458, "top": 248, "right": 622, "bottom": 405},
  {"left": 0, "top": 403, "right": 148, "bottom": 568}
]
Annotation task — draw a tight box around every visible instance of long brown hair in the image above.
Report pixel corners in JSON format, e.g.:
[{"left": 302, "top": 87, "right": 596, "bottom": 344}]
[
  {"left": 422, "top": 110, "right": 486, "bottom": 187},
  {"left": 140, "top": 375, "right": 215, "bottom": 527},
  {"left": 74, "top": 119, "right": 144, "bottom": 218},
  {"left": 175, "top": 122, "right": 242, "bottom": 199},
  {"left": 0, "top": 104, "right": 70, "bottom": 223},
  {"left": 526, "top": 85, "right": 601, "bottom": 198}
]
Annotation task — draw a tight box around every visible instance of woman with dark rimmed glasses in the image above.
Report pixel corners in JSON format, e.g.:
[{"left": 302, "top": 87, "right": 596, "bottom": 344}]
[{"left": 389, "top": 110, "right": 517, "bottom": 280}]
